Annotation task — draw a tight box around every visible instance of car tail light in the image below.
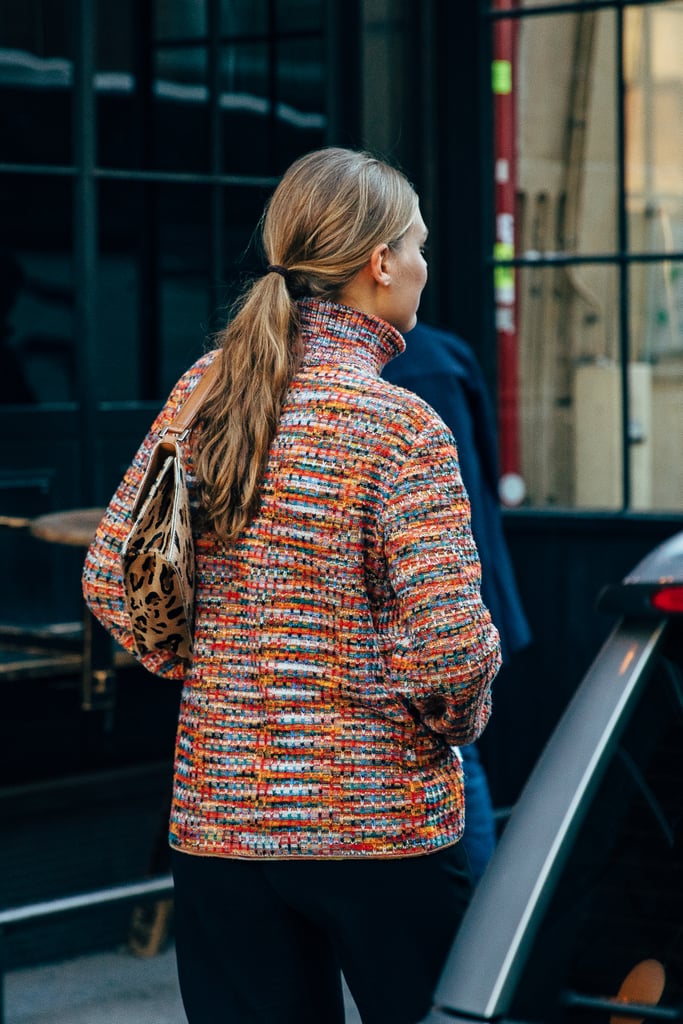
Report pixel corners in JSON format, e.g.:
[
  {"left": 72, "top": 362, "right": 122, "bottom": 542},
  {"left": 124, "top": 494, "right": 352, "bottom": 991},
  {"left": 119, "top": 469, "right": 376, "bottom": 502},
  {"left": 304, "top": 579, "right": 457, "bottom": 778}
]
[{"left": 650, "top": 585, "right": 683, "bottom": 614}]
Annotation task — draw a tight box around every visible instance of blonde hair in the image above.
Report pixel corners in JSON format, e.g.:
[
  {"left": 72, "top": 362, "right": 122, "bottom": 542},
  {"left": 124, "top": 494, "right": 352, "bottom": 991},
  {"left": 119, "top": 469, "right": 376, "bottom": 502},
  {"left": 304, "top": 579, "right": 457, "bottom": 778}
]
[{"left": 195, "top": 147, "right": 419, "bottom": 541}]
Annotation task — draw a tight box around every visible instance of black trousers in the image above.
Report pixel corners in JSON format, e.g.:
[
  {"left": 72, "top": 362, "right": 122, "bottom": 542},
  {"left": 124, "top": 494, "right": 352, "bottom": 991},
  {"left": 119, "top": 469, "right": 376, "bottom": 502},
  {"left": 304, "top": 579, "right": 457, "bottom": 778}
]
[{"left": 171, "top": 842, "right": 472, "bottom": 1024}]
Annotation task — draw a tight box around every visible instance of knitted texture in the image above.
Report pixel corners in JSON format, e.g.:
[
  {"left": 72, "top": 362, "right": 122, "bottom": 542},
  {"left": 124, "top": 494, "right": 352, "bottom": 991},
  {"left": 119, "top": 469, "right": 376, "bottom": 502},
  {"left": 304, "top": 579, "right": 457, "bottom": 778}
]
[{"left": 83, "top": 300, "right": 501, "bottom": 859}]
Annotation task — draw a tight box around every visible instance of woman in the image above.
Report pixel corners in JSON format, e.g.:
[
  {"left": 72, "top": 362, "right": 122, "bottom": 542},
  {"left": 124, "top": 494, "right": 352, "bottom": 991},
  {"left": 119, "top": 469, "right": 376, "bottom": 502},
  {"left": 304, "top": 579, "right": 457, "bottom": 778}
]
[{"left": 83, "top": 147, "right": 501, "bottom": 1024}]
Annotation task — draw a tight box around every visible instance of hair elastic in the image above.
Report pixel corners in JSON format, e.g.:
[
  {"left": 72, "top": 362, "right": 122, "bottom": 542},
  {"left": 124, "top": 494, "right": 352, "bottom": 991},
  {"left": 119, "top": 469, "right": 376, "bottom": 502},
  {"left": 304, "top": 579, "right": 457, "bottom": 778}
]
[{"left": 267, "top": 264, "right": 290, "bottom": 281}]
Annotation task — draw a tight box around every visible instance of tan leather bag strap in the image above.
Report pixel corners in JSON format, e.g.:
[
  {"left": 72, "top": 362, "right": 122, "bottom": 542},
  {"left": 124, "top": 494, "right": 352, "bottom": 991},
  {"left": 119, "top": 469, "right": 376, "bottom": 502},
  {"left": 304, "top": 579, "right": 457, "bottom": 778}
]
[{"left": 162, "top": 356, "right": 221, "bottom": 441}]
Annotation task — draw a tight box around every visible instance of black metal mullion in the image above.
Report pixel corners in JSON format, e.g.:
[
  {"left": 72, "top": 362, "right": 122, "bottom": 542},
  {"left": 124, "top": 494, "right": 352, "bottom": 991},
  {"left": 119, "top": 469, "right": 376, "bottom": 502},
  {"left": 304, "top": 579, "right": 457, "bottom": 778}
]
[
  {"left": 0, "top": 162, "right": 282, "bottom": 188},
  {"left": 73, "top": 0, "right": 98, "bottom": 506},
  {"left": 616, "top": 3, "right": 631, "bottom": 511},
  {"left": 155, "top": 30, "right": 321, "bottom": 48},
  {"left": 136, "top": 0, "right": 161, "bottom": 400},
  {"left": 479, "top": 0, "right": 498, "bottom": 395},
  {"left": 325, "top": 0, "right": 362, "bottom": 146},
  {"left": 266, "top": 0, "right": 278, "bottom": 174},
  {"left": 488, "top": 250, "right": 682, "bottom": 268},
  {"left": 486, "top": 0, "right": 667, "bottom": 20},
  {"left": 96, "top": 168, "right": 280, "bottom": 186},
  {"left": 207, "top": 0, "right": 225, "bottom": 322},
  {"left": 0, "top": 162, "right": 74, "bottom": 176}
]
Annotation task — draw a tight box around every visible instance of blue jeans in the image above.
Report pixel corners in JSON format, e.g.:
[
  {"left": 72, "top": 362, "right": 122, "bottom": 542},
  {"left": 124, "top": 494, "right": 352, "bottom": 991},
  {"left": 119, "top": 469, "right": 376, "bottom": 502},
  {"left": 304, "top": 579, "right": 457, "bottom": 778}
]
[{"left": 460, "top": 743, "right": 497, "bottom": 883}]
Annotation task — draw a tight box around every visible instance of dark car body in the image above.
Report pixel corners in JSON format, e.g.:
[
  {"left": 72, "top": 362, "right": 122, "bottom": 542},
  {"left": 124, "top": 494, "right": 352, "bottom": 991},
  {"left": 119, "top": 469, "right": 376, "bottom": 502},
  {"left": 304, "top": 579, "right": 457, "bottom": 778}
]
[{"left": 423, "top": 532, "right": 683, "bottom": 1024}]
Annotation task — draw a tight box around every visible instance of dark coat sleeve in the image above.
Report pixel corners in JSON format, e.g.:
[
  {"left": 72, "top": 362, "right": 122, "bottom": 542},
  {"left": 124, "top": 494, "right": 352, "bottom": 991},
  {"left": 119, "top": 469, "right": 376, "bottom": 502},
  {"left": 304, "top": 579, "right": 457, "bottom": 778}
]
[{"left": 383, "top": 322, "right": 531, "bottom": 662}]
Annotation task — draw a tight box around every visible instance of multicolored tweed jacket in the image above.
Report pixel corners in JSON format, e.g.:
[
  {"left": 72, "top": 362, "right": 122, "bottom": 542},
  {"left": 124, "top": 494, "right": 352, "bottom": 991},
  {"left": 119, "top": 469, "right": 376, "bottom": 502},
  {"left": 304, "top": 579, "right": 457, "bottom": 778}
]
[{"left": 83, "top": 300, "right": 501, "bottom": 859}]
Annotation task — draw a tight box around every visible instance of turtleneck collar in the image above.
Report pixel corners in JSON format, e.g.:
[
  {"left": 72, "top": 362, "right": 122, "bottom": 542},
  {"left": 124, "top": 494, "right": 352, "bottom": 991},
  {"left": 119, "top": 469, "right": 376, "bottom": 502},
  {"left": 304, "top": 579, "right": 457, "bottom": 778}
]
[{"left": 297, "top": 299, "right": 405, "bottom": 377}]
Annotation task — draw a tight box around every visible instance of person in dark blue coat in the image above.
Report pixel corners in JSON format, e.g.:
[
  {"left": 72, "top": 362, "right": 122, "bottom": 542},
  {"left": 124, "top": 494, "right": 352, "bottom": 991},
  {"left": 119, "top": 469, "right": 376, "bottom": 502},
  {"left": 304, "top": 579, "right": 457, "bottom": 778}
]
[{"left": 384, "top": 320, "right": 531, "bottom": 881}]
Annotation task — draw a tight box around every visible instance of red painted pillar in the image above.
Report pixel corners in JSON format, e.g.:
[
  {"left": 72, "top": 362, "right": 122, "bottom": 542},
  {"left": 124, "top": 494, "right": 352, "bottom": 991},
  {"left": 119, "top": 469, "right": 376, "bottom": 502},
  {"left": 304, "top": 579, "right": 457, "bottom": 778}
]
[{"left": 492, "top": 0, "right": 525, "bottom": 506}]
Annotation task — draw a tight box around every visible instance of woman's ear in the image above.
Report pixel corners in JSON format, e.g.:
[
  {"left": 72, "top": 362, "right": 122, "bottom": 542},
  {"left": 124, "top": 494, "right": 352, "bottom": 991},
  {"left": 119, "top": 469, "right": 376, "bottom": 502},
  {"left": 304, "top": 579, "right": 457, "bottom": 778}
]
[{"left": 369, "top": 243, "right": 392, "bottom": 287}]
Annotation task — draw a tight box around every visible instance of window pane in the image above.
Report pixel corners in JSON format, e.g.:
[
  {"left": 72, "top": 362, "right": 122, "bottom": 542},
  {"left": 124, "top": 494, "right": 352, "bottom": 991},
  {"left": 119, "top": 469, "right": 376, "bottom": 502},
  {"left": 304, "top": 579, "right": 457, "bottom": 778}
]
[
  {"left": 503, "top": 10, "right": 618, "bottom": 262},
  {"left": 155, "top": 2, "right": 207, "bottom": 41},
  {"left": 630, "top": 260, "right": 683, "bottom": 512},
  {"left": 221, "top": 184, "right": 276, "bottom": 301},
  {"left": 276, "top": 37, "right": 325, "bottom": 111},
  {"left": 0, "top": 175, "right": 74, "bottom": 406},
  {"left": 96, "top": 181, "right": 277, "bottom": 402},
  {"left": 513, "top": 255, "right": 678, "bottom": 513},
  {"left": 276, "top": 0, "right": 324, "bottom": 34},
  {"left": 275, "top": 38, "right": 326, "bottom": 170},
  {"left": 219, "top": 41, "right": 275, "bottom": 173},
  {"left": 220, "top": 40, "right": 268, "bottom": 98},
  {"left": 153, "top": 46, "right": 210, "bottom": 172},
  {"left": 97, "top": 30, "right": 210, "bottom": 173},
  {"left": 625, "top": 4, "right": 683, "bottom": 254},
  {"left": 96, "top": 182, "right": 144, "bottom": 401},
  {"left": 221, "top": 0, "right": 323, "bottom": 37},
  {"left": 157, "top": 186, "right": 214, "bottom": 396},
  {"left": 219, "top": 41, "right": 325, "bottom": 175},
  {"left": 96, "top": 182, "right": 211, "bottom": 402},
  {"left": 221, "top": 0, "right": 268, "bottom": 36},
  {"left": 96, "top": 4, "right": 326, "bottom": 176},
  {"left": 0, "top": 0, "right": 73, "bottom": 166},
  {"left": 513, "top": 265, "right": 622, "bottom": 509}
]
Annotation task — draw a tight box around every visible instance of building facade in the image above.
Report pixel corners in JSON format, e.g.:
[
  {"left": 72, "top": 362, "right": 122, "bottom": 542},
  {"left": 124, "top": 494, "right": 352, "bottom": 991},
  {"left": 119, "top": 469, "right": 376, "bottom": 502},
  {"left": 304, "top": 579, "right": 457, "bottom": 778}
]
[{"left": 1, "top": 0, "right": 682, "bottom": 802}]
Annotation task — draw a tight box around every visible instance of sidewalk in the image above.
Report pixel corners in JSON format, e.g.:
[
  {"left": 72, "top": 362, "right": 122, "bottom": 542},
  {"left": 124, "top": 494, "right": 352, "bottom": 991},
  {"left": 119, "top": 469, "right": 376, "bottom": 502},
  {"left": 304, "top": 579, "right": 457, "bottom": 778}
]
[
  {"left": 4, "top": 945, "right": 362, "bottom": 1023},
  {"left": 4, "top": 948, "right": 185, "bottom": 1024}
]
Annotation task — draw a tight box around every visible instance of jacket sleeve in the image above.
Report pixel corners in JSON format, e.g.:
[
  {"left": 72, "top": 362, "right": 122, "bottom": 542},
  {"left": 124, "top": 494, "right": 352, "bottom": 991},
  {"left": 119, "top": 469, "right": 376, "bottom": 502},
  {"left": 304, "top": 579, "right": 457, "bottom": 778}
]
[
  {"left": 81, "top": 356, "right": 214, "bottom": 680},
  {"left": 381, "top": 421, "right": 501, "bottom": 744}
]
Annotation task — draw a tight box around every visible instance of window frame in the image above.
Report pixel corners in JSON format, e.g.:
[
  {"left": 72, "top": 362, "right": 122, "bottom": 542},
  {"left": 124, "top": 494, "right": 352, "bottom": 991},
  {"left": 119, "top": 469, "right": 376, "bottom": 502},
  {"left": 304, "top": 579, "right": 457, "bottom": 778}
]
[
  {"left": 479, "top": 0, "right": 683, "bottom": 514},
  {"left": 0, "top": 0, "right": 356, "bottom": 506}
]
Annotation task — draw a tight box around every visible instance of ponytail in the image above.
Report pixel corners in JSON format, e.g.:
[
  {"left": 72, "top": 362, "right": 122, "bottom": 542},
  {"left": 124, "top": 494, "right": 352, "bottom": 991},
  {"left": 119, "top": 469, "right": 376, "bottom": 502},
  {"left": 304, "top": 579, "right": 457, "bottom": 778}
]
[{"left": 195, "top": 273, "right": 302, "bottom": 541}]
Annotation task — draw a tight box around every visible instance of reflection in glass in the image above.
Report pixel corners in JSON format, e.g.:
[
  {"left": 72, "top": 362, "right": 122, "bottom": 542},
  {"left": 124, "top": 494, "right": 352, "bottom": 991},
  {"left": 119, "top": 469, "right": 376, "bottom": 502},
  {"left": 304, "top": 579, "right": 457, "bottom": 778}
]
[
  {"left": 96, "top": 182, "right": 144, "bottom": 402},
  {"left": 221, "top": 0, "right": 323, "bottom": 35},
  {"left": 275, "top": 0, "right": 324, "bottom": 33},
  {"left": 95, "top": 182, "right": 275, "bottom": 403},
  {"left": 221, "top": 0, "right": 267, "bottom": 36},
  {"left": 495, "top": 2, "right": 683, "bottom": 513},
  {"left": 515, "top": 252, "right": 683, "bottom": 512},
  {"left": 630, "top": 261, "right": 683, "bottom": 512},
  {"left": 276, "top": 37, "right": 325, "bottom": 113},
  {"left": 219, "top": 41, "right": 325, "bottom": 176},
  {"left": 96, "top": 183, "right": 214, "bottom": 403},
  {"left": 97, "top": 35, "right": 210, "bottom": 173},
  {"left": 157, "top": 186, "right": 215, "bottom": 397},
  {"left": 495, "top": 7, "right": 635, "bottom": 511},
  {"left": 220, "top": 184, "right": 275, "bottom": 298},
  {"left": 219, "top": 40, "right": 269, "bottom": 105},
  {"left": 155, "top": 2, "right": 207, "bottom": 41},
  {"left": 514, "top": 265, "right": 621, "bottom": 510},
  {"left": 95, "top": 6, "right": 213, "bottom": 171},
  {"left": 512, "top": 10, "right": 618, "bottom": 260},
  {"left": 0, "top": 176, "right": 74, "bottom": 406},
  {"left": 626, "top": 1, "right": 683, "bottom": 512},
  {"left": 0, "top": 0, "right": 72, "bottom": 166},
  {"left": 625, "top": 4, "right": 683, "bottom": 252},
  {"left": 94, "top": 4, "right": 326, "bottom": 177}
]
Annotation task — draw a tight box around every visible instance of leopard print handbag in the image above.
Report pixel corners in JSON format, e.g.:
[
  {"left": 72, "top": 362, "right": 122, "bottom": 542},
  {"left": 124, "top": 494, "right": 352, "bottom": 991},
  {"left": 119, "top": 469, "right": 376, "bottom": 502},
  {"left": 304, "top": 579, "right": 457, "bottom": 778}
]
[{"left": 120, "top": 359, "right": 220, "bottom": 668}]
